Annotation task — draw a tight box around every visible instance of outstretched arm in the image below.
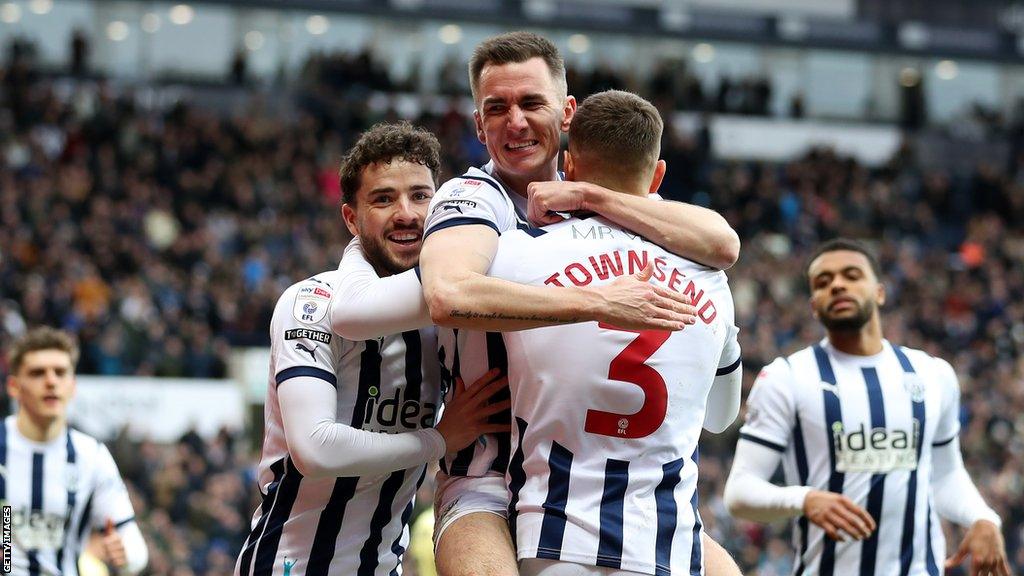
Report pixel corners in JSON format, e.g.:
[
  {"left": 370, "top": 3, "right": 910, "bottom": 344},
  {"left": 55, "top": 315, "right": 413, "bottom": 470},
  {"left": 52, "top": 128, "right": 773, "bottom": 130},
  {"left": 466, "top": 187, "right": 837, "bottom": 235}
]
[
  {"left": 528, "top": 181, "right": 740, "bottom": 269},
  {"left": 419, "top": 224, "right": 697, "bottom": 331}
]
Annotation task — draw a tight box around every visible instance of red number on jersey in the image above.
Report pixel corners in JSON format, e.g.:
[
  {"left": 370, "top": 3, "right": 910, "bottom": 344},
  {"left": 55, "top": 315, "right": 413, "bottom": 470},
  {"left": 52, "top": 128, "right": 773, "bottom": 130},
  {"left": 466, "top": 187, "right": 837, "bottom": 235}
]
[{"left": 584, "top": 324, "right": 671, "bottom": 438}]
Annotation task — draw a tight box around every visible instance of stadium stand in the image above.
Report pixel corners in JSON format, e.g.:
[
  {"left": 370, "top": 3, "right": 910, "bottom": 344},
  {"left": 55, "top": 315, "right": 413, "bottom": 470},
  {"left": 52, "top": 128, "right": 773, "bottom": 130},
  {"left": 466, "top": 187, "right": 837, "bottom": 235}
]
[{"left": 1, "top": 14, "right": 1023, "bottom": 575}]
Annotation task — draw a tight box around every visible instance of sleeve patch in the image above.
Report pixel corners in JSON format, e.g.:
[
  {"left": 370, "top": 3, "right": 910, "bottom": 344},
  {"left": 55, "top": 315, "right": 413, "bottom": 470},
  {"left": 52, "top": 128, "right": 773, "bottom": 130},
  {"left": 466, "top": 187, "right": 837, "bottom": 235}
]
[{"left": 293, "top": 282, "right": 332, "bottom": 324}]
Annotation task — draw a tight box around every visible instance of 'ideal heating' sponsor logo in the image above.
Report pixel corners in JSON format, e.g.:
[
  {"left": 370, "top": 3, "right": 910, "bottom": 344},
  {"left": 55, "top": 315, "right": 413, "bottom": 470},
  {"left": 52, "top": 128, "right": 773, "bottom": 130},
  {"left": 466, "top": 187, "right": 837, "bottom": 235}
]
[
  {"left": 832, "top": 420, "right": 920, "bottom": 473},
  {"left": 362, "top": 387, "right": 437, "bottom": 433}
]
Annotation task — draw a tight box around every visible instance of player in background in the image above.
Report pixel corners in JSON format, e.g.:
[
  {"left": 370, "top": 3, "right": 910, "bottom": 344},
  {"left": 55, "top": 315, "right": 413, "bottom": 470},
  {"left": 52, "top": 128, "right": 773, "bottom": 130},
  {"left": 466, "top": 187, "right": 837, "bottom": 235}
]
[
  {"left": 723, "top": 239, "right": 1010, "bottom": 576},
  {"left": 5, "top": 326, "right": 148, "bottom": 576},
  {"left": 485, "top": 90, "right": 743, "bottom": 576},
  {"left": 234, "top": 123, "right": 510, "bottom": 576}
]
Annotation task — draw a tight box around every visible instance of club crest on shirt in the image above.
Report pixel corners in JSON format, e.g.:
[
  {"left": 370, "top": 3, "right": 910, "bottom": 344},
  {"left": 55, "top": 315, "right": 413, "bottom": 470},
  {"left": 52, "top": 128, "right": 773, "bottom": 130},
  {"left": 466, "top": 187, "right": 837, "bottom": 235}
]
[{"left": 903, "top": 373, "right": 925, "bottom": 403}]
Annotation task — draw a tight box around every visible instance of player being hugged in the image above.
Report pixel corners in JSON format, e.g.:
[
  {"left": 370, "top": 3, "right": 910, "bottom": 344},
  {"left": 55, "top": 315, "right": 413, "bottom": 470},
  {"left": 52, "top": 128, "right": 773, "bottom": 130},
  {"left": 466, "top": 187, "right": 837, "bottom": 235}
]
[{"left": 724, "top": 239, "right": 1010, "bottom": 576}]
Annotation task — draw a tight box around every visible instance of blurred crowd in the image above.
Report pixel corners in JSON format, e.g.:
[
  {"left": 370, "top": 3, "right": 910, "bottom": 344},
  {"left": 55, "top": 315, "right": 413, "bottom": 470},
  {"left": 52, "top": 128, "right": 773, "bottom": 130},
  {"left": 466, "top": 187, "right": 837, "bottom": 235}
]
[{"left": 2, "top": 41, "right": 1023, "bottom": 575}]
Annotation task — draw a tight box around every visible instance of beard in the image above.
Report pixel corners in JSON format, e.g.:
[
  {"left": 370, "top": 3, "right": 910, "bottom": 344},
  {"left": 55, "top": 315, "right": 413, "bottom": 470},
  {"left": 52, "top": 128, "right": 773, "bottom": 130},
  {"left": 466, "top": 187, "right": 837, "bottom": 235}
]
[
  {"left": 819, "top": 299, "right": 875, "bottom": 332},
  {"left": 360, "top": 234, "right": 416, "bottom": 277}
]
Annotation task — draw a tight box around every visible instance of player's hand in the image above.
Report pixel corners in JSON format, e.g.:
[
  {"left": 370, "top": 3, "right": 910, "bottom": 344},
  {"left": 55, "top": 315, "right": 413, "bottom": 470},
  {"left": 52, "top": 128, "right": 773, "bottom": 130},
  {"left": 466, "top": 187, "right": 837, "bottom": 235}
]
[
  {"left": 527, "top": 180, "right": 588, "bottom": 226},
  {"left": 588, "top": 263, "right": 698, "bottom": 331},
  {"left": 802, "top": 490, "right": 876, "bottom": 542},
  {"left": 436, "top": 369, "right": 511, "bottom": 453},
  {"left": 101, "top": 519, "right": 128, "bottom": 569},
  {"left": 945, "top": 520, "right": 1011, "bottom": 576}
]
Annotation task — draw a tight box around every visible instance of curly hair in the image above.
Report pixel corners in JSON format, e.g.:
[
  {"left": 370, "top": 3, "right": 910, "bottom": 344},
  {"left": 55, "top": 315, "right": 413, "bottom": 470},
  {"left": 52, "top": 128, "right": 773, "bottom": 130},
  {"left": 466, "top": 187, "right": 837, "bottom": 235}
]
[{"left": 339, "top": 122, "right": 441, "bottom": 205}]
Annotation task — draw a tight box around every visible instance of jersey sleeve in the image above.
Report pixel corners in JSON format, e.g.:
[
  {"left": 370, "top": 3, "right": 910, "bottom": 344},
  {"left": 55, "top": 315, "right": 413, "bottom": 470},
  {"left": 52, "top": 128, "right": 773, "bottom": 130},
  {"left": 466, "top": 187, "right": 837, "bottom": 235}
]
[
  {"left": 331, "top": 237, "right": 431, "bottom": 340},
  {"left": 931, "top": 357, "right": 961, "bottom": 446},
  {"left": 424, "top": 175, "right": 515, "bottom": 237},
  {"left": 89, "top": 443, "right": 136, "bottom": 530},
  {"left": 272, "top": 277, "right": 339, "bottom": 390},
  {"left": 738, "top": 358, "right": 797, "bottom": 453},
  {"left": 486, "top": 230, "right": 533, "bottom": 283}
]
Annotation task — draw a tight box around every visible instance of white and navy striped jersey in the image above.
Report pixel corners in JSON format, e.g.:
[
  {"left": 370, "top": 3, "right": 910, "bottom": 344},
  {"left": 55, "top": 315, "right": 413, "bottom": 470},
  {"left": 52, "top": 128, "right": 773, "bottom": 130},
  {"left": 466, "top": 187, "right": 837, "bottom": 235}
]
[
  {"left": 2, "top": 417, "right": 137, "bottom": 576},
  {"left": 487, "top": 217, "right": 741, "bottom": 575},
  {"left": 739, "top": 340, "right": 961, "bottom": 576},
  {"left": 236, "top": 271, "right": 440, "bottom": 576},
  {"left": 424, "top": 161, "right": 535, "bottom": 478}
]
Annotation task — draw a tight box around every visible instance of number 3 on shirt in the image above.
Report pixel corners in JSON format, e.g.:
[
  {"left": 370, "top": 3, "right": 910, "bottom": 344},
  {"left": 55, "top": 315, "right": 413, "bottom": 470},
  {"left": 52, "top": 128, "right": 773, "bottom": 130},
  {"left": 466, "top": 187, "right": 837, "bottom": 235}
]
[{"left": 585, "top": 323, "right": 671, "bottom": 439}]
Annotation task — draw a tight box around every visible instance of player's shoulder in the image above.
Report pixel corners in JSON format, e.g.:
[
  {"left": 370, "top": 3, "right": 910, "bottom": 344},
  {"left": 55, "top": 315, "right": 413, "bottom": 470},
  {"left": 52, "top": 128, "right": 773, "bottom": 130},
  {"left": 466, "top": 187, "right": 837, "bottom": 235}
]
[
  {"left": 754, "top": 356, "right": 797, "bottom": 385},
  {"left": 435, "top": 168, "right": 504, "bottom": 200},
  {"left": 67, "top": 428, "right": 110, "bottom": 462},
  {"left": 895, "top": 344, "right": 957, "bottom": 386},
  {"left": 273, "top": 270, "right": 341, "bottom": 333}
]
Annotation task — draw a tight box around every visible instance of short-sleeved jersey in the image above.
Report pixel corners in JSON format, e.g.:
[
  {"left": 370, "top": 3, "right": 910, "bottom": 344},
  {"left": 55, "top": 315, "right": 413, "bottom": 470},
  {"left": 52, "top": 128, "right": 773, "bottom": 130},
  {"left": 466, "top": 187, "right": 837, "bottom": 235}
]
[
  {"left": 739, "top": 341, "right": 960, "bottom": 576},
  {"left": 236, "top": 271, "right": 440, "bottom": 576},
  {"left": 2, "top": 417, "right": 136, "bottom": 576},
  {"left": 424, "top": 162, "right": 534, "bottom": 478},
  {"left": 487, "top": 216, "right": 741, "bottom": 575}
]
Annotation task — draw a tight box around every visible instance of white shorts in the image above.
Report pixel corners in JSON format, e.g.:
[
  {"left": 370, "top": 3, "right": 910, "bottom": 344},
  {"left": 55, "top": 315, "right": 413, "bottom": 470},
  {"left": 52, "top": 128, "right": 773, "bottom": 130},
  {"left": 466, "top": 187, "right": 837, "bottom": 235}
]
[
  {"left": 432, "top": 472, "right": 509, "bottom": 547},
  {"left": 519, "top": 559, "right": 648, "bottom": 576}
]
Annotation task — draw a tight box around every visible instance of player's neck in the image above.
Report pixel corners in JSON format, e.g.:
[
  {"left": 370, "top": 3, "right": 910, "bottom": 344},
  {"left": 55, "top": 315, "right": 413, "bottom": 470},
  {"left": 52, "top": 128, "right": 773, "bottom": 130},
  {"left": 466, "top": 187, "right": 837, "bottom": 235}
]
[
  {"left": 826, "top": 320, "right": 884, "bottom": 356},
  {"left": 493, "top": 164, "right": 559, "bottom": 199},
  {"left": 16, "top": 411, "right": 64, "bottom": 443}
]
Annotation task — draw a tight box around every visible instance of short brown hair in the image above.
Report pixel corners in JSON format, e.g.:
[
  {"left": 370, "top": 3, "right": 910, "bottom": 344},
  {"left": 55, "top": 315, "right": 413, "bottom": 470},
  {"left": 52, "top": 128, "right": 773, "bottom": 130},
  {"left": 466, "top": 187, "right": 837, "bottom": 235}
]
[
  {"left": 469, "top": 31, "right": 567, "bottom": 101},
  {"left": 7, "top": 326, "right": 79, "bottom": 374},
  {"left": 339, "top": 122, "right": 441, "bottom": 205},
  {"left": 569, "top": 90, "right": 663, "bottom": 176}
]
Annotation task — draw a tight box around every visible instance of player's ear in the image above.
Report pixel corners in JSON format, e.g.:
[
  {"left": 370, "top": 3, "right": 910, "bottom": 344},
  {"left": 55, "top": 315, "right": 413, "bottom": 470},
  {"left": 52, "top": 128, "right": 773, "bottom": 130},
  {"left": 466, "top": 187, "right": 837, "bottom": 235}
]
[
  {"left": 473, "top": 110, "right": 486, "bottom": 145},
  {"left": 6, "top": 375, "right": 20, "bottom": 402},
  {"left": 560, "top": 95, "right": 576, "bottom": 133},
  {"left": 563, "top": 150, "right": 576, "bottom": 181},
  {"left": 341, "top": 203, "right": 359, "bottom": 237},
  {"left": 876, "top": 282, "right": 886, "bottom": 307},
  {"left": 648, "top": 160, "right": 667, "bottom": 194}
]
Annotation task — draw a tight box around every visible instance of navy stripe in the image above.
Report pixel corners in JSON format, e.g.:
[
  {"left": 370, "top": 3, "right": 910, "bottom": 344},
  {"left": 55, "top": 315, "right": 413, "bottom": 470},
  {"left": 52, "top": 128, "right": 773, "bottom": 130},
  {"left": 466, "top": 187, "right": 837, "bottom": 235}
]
[
  {"left": 925, "top": 503, "right": 939, "bottom": 575},
  {"left": 402, "top": 331, "right": 423, "bottom": 403},
  {"left": 413, "top": 266, "right": 422, "bottom": 281},
  {"left": 931, "top": 434, "right": 956, "bottom": 447},
  {"left": 739, "top": 432, "right": 786, "bottom": 452},
  {"left": 351, "top": 339, "right": 382, "bottom": 427},
  {"left": 716, "top": 357, "right": 742, "bottom": 376},
  {"left": 425, "top": 217, "right": 500, "bottom": 238},
  {"left": 654, "top": 458, "right": 685, "bottom": 576},
  {"left": 485, "top": 332, "right": 512, "bottom": 474},
  {"left": 0, "top": 419, "right": 6, "bottom": 501},
  {"left": 507, "top": 417, "right": 529, "bottom": 545},
  {"left": 596, "top": 459, "right": 630, "bottom": 568},
  {"left": 448, "top": 331, "right": 476, "bottom": 476},
  {"left": 389, "top": 469, "right": 426, "bottom": 576},
  {"left": 306, "top": 476, "right": 360, "bottom": 576},
  {"left": 357, "top": 470, "right": 407, "bottom": 576},
  {"left": 536, "top": 442, "right": 574, "bottom": 559},
  {"left": 237, "top": 459, "right": 285, "bottom": 576},
  {"left": 28, "top": 451, "right": 44, "bottom": 576},
  {"left": 76, "top": 493, "right": 94, "bottom": 541},
  {"left": 792, "top": 414, "right": 811, "bottom": 576},
  {"left": 253, "top": 458, "right": 304, "bottom": 576},
  {"left": 522, "top": 227, "right": 547, "bottom": 237},
  {"left": 275, "top": 365, "right": 337, "bottom": 388},
  {"left": 57, "top": 431, "right": 77, "bottom": 573},
  {"left": 813, "top": 345, "right": 844, "bottom": 576},
  {"left": 113, "top": 516, "right": 134, "bottom": 528},
  {"left": 689, "top": 453, "right": 703, "bottom": 576},
  {"left": 896, "top": 345, "right": 926, "bottom": 576},
  {"left": 860, "top": 367, "right": 887, "bottom": 576}
]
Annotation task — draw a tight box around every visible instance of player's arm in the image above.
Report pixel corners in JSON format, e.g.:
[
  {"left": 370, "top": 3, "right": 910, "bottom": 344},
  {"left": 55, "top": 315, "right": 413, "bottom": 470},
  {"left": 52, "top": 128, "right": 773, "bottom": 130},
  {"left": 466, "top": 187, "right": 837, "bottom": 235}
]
[
  {"left": 527, "top": 177, "right": 740, "bottom": 269},
  {"left": 704, "top": 322, "right": 742, "bottom": 433},
  {"left": 420, "top": 223, "right": 696, "bottom": 331},
  {"left": 91, "top": 445, "right": 148, "bottom": 575},
  {"left": 279, "top": 370, "right": 509, "bottom": 479},
  {"left": 929, "top": 360, "right": 1010, "bottom": 576},
  {"left": 331, "top": 237, "right": 432, "bottom": 340},
  {"left": 723, "top": 359, "right": 875, "bottom": 540}
]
